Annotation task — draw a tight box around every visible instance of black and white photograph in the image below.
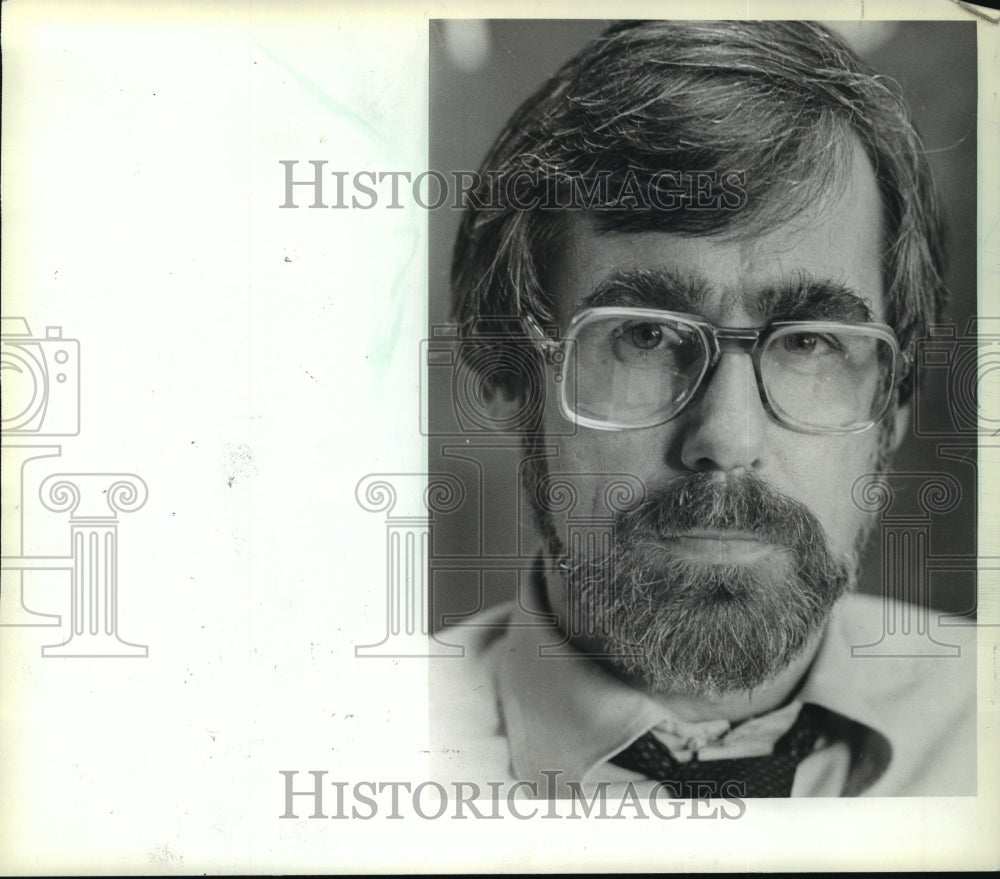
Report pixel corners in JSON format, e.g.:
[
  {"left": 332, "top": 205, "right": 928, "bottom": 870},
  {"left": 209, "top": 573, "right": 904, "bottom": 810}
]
[
  {"left": 427, "top": 17, "right": 979, "bottom": 799},
  {"left": 1, "top": 1, "right": 997, "bottom": 874}
]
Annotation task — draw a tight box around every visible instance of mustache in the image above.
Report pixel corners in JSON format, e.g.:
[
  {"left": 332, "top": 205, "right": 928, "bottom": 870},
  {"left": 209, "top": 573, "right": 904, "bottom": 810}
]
[{"left": 619, "top": 471, "right": 827, "bottom": 550}]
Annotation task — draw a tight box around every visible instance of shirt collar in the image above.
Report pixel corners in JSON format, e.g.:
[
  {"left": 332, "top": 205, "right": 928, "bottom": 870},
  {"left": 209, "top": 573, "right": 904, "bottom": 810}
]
[
  {"left": 795, "top": 600, "right": 898, "bottom": 750},
  {"left": 497, "top": 605, "right": 666, "bottom": 783},
  {"left": 496, "top": 563, "right": 892, "bottom": 788}
]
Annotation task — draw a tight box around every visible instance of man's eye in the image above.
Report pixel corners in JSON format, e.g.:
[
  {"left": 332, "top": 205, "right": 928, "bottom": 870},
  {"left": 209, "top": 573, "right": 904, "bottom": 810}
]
[
  {"left": 781, "top": 332, "right": 839, "bottom": 355},
  {"left": 626, "top": 323, "right": 664, "bottom": 350},
  {"left": 609, "top": 321, "right": 703, "bottom": 370}
]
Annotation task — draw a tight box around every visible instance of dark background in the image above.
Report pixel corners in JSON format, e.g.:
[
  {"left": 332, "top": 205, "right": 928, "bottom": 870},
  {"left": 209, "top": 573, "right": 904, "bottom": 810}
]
[{"left": 427, "top": 20, "right": 978, "bottom": 630}]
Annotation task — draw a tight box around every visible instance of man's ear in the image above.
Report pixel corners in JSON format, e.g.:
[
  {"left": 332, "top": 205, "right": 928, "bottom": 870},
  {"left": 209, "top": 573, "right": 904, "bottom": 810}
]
[
  {"left": 481, "top": 380, "right": 526, "bottom": 425},
  {"left": 889, "top": 400, "right": 911, "bottom": 453},
  {"left": 480, "top": 381, "right": 525, "bottom": 430}
]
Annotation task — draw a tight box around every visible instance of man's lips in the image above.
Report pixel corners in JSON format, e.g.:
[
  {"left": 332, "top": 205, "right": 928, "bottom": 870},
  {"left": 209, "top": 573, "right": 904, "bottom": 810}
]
[{"left": 646, "top": 530, "right": 784, "bottom": 563}]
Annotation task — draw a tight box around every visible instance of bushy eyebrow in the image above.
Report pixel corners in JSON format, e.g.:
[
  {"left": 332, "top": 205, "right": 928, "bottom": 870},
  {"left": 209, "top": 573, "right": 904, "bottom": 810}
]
[
  {"left": 578, "top": 268, "right": 876, "bottom": 323},
  {"left": 756, "top": 276, "right": 875, "bottom": 323},
  {"left": 581, "top": 268, "right": 709, "bottom": 315}
]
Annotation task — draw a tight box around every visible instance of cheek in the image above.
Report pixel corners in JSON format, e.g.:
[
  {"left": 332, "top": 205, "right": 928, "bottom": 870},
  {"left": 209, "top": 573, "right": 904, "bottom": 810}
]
[
  {"left": 778, "top": 434, "right": 880, "bottom": 554},
  {"left": 540, "top": 401, "right": 665, "bottom": 515}
]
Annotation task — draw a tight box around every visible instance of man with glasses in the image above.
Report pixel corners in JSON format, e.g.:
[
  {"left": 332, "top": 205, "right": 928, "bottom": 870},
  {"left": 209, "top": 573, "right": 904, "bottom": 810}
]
[{"left": 431, "top": 20, "right": 975, "bottom": 799}]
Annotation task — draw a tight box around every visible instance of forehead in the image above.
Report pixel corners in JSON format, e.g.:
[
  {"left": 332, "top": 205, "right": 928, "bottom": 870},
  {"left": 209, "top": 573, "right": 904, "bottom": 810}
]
[{"left": 544, "top": 141, "right": 886, "bottom": 327}]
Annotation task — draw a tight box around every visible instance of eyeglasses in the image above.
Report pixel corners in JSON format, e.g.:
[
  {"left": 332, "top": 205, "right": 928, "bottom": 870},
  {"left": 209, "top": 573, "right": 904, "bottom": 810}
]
[{"left": 525, "top": 307, "right": 911, "bottom": 434}]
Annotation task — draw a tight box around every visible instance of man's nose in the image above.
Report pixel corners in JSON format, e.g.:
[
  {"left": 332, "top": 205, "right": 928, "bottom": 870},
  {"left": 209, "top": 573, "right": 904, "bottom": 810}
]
[{"left": 677, "top": 351, "right": 769, "bottom": 473}]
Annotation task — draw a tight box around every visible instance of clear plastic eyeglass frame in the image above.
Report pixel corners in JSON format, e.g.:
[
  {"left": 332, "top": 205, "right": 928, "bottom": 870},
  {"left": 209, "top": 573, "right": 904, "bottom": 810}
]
[{"left": 523, "top": 307, "right": 911, "bottom": 434}]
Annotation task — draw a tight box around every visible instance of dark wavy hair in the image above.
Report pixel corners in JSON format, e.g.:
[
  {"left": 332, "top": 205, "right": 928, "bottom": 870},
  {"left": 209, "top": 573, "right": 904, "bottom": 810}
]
[{"left": 450, "top": 20, "right": 947, "bottom": 405}]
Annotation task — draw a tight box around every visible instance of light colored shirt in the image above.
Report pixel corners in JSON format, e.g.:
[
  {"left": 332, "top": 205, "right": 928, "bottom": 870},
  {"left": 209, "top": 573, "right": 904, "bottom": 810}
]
[{"left": 430, "top": 570, "right": 976, "bottom": 798}]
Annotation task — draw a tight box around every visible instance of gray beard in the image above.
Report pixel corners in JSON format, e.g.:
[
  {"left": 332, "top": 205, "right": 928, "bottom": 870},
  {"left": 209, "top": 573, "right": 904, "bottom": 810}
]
[{"left": 526, "top": 464, "right": 861, "bottom": 698}]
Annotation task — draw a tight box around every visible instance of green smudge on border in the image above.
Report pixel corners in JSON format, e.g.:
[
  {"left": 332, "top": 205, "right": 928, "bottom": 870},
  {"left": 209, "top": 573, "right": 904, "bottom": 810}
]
[{"left": 254, "top": 36, "right": 422, "bottom": 383}]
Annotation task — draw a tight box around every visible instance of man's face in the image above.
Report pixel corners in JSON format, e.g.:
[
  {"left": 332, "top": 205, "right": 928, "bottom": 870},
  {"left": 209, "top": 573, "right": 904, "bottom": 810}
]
[{"left": 531, "top": 142, "right": 900, "bottom": 697}]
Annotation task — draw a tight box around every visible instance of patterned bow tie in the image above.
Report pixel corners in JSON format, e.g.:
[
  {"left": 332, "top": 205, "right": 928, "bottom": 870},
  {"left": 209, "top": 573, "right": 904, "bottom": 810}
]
[{"left": 609, "top": 703, "right": 825, "bottom": 798}]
